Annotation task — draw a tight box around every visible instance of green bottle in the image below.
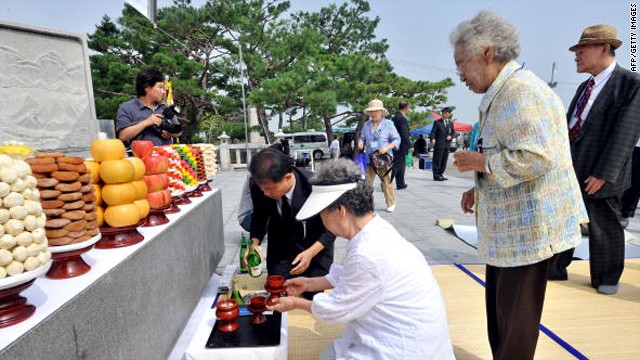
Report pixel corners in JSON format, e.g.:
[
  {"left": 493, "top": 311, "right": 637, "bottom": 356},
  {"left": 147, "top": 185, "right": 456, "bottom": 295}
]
[
  {"left": 239, "top": 233, "right": 248, "bottom": 273},
  {"left": 247, "top": 246, "right": 263, "bottom": 278}
]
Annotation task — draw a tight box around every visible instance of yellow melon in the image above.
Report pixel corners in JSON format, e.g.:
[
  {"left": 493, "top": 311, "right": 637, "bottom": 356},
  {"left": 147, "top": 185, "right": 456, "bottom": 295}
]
[
  {"left": 90, "top": 139, "right": 126, "bottom": 162},
  {"left": 130, "top": 180, "right": 148, "bottom": 200},
  {"left": 99, "top": 159, "right": 134, "bottom": 184},
  {"left": 96, "top": 205, "right": 104, "bottom": 227},
  {"left": 93, "top": 184, "right": 102, "bottom": 205},
  {"left": 125, "top": 157, "right": 146, "bottom": 181},
  {"left": 104, "top": 203, "right": 140, "bottom": 227},
  {"left": 134, "top": 199, "right": 150, "bottom": 219},
  {"left": 85, "top": 160, "right": 100, "bottom": 184},
  {"left": 101, "top": 182, "right": 138, "bottom": 206}
]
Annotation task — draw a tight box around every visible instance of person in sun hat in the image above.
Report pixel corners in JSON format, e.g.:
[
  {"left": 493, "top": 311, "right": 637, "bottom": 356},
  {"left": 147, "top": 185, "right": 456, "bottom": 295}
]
[
  {"left": 357, "top": 99, "right": 401, "bottom": 212},
  {"left": 548, "top": 24, "right": 640, "bottom": 295},
  {"left": 268, "top": 158, "right": 454, "bottom": 360}
]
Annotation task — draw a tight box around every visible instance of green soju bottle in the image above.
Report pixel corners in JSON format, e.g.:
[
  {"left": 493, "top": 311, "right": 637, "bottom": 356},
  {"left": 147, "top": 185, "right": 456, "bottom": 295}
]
[
  {"left": 239, "top": 233, "right": 248, "bottom": 273},
  {"left": 247, "top": 246, "right": 263, "bottom": 278}
]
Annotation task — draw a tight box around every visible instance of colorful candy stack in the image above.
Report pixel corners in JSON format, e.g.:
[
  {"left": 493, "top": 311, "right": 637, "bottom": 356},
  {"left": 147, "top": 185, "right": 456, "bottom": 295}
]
[
  {"left": 189, "top": 146, "right": 207, "bottom": 183},
  {"left": 170, "top": 145, "right": 198, "bottom": 188},
  {"left": 155, "top": 146, "right": 186, "bottom": 196},
  {"left": 193, "top": 144, "right": 217, "bottom": 179}
]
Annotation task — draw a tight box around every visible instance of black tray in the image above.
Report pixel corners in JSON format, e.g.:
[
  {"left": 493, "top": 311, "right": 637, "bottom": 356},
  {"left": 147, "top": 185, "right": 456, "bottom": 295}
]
[{"left": 206, "top": 311, "right": 282, "bottom": 348}]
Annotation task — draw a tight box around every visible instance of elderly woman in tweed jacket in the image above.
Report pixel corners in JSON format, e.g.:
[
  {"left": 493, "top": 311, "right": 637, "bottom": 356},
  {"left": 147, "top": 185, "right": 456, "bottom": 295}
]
[{"left": 451, "top": 10, "right": 588, "bottom": 360}]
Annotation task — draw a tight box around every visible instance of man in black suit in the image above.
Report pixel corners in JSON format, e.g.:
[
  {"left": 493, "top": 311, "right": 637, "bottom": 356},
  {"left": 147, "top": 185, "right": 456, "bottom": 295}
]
[
  {"left": 391, "top": 101, "right": 413, "bottom": 189},
  {"left": 429, "top": 107, "right": 455, "bottom": 181},
  {"left": 548, "top": 25, "right": 640, "bottom": 295},
  {"left": 247, "top": 148, "right": 335, "bottom": 298}
]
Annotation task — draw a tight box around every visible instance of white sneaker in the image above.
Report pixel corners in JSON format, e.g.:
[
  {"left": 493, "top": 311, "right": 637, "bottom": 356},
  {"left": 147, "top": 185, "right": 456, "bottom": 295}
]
[{"left": 386, "top": 204, "right": 396, "bottom": 212}]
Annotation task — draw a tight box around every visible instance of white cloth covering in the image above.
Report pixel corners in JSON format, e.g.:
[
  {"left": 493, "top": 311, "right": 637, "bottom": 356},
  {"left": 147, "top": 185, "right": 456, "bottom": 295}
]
[{"left": 311, "top": 215, "right": 455, "bottom": 360}]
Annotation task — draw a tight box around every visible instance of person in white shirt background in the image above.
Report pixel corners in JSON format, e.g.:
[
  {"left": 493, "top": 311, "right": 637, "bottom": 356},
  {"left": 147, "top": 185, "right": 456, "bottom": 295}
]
[
  {"left": 329, "top": 135, "right": 340, "bottom": 159},
  {"left": 268, "top": 159, "right": 454, "bottom": 360}
]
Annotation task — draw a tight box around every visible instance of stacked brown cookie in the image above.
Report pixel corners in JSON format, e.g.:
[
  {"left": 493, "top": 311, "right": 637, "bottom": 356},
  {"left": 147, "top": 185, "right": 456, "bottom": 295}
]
[
  {"left": 191, "top": 146, "right": 207, "bottom": 183},
  {"left": 26, "top": 152, "right": 100, "bottom": 246}
]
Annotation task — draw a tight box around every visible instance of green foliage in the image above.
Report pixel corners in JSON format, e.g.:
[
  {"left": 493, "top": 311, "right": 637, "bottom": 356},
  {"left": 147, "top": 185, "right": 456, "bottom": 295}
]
[{"left": 87, "top": 0, "right": 453, "bottom": 144}]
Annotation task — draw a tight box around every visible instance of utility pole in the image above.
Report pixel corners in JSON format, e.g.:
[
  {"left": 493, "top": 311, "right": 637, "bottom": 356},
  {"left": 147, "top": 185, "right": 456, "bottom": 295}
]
[
  {"left": 548, "top": 62, "right": 558, "bottom": 88},
  {"left": 238, "top": 44, "right": 249, "bottom": 158}
]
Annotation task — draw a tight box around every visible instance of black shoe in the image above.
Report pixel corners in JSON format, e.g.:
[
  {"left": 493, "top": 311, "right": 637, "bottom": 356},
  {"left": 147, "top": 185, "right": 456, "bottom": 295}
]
[
  {"left": 434, "top": 177, "right": 445, "bottom": 181},
  {"left": 620, "top": 218, "right": 629, "bottom": 229},
  {"left": 442, "top": 176, "right": 449, "bottom": 180},
  {"left": 397, "top": 184, "right": 408, "bottom": 190},
  {"left": 547, "top": 271, "right": 568, "bottom": 281}
]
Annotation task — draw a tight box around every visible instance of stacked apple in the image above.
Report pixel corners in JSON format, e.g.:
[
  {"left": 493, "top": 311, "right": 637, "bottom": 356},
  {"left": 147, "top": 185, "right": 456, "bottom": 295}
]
[
  {"left": 155, "top": 146, "right": 185, "bottom": 196},
  {"left": 193, "top": 144, "right": 217, "bottom": 179},
  {"left": 131, "top": 141, "right": 172, "bottom": 210},
  {"left": 90, "top": 139, "right": 150, "bottom": 228}
]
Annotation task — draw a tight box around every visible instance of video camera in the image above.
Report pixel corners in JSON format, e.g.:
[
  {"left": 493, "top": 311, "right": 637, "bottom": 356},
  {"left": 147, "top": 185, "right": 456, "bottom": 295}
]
[{"left": 157, "top": 105, "right": 182, "bottom": 134}]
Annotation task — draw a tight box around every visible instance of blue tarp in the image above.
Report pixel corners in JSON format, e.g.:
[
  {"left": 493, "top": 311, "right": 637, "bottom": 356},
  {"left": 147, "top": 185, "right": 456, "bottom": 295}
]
[{"left": 409, "top": 124, "right": 433, "bottom": 136}]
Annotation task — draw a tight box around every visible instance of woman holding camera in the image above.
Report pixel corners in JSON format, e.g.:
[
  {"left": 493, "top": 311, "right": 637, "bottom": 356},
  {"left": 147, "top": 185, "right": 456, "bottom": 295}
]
[{"left": 116, "top": 68, "right": 181, "bottom": 146}]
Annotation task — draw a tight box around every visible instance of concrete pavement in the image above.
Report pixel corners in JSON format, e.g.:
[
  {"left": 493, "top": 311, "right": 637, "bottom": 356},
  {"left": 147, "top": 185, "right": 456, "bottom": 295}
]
[{"left": 213, "top": 156, "right": 640, "bottom": 272}]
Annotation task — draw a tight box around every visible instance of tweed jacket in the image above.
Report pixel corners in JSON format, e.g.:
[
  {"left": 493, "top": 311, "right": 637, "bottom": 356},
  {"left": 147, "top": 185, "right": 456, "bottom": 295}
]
[
  {"left": 475, "top": 61, "right": 588, "bottom": 267},
  {"left": 568, "top": 64, "right": 640, "bottom": 198}
]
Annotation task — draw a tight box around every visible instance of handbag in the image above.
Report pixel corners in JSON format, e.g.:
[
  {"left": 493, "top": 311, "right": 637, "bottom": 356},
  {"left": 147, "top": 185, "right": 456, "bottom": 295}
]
[{"left": 369, "top": 151, "right": 394, "bottom": 180}]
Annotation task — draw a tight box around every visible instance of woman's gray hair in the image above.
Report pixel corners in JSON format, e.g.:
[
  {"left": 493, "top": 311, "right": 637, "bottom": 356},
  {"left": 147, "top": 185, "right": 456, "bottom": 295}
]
[
  {"left": 311, "top": 159, "right": 373, "bottom": 216},
  {"left": 449, "top": 9, "right": 520, "bottom": 63}
]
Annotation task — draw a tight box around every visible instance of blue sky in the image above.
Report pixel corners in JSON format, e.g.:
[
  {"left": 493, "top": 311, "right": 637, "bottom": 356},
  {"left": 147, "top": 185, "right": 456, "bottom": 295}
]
[{"left": 0, "top": 0, "right": 635, "bottom": 126}]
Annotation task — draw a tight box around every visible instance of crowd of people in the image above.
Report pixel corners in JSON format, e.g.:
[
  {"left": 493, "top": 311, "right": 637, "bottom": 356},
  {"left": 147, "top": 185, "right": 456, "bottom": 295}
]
[{"left": 232, "top": 9, "right": 640, "bottom": 360}]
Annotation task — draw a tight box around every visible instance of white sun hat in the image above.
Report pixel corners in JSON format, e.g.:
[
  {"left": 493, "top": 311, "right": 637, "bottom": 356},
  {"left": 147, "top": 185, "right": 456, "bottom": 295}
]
[
  {"left": 363, "top": 99, "right": 390, "bottom": 117},
  {"left": 296, "top": 182, "right": 358, "bottom": 220}
]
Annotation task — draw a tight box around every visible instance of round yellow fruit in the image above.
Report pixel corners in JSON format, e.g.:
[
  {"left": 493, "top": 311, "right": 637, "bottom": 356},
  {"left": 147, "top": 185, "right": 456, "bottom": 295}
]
[
  {"left": 99, "top": 159, "right": 134, "bottom": 184},
  {"left": 85, "top": 160, "right": 100, "bottom": 184},
  {"left": 134, "top": 199, "right": 150, "bottom": 219},
  {"left": 104, "top": 203, "right": 140, "bottom": 227},
  {"left": 93, "top": 184, "right": 102, "bottom": 205},
  {"left": 96, "top": 205, "right": 104, "bottom": 227},
  {"left": 90, "top": 139, "right": 126, "bottom": 162},
  {"left": 101, "top": 182, "right": 137, "bottom": 206},
  {"left": 125, "top": 157, "right": 146, "bottom": 181},
  {"left": 130, "top": 180, "right": 148, "bottom": 200}
]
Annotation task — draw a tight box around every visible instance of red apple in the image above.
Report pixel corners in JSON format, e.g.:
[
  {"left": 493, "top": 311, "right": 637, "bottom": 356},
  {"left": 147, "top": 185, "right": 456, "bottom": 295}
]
[
  {"left": 142, "top": 154, "right": 169, "bottom": 175},
  {"left": 146, "top": 189, "right": 172, "bottom": 209},
  {"left": 143, "top": 173, "right": 169, "bottom": 192},
  {"left": 131, "top": 140, "right": 154, "bottom": 158}
]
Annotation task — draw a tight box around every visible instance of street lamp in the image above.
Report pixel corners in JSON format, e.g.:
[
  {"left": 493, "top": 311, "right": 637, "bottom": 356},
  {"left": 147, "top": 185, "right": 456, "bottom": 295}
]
[{"left": 238, "top": 44, "right": 249, "bottom": 163}]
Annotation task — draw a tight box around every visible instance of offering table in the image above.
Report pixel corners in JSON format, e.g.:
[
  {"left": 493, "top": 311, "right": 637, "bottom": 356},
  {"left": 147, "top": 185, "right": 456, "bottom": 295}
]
[{"left": 0, "top": 188, "right": 224, "bottom": 360}]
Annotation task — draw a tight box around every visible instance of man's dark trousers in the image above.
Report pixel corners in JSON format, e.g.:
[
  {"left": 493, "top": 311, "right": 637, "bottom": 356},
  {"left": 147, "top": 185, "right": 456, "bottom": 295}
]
[
  {"left": 393, "top": 152, "right": 407, "bottom": 187},
  {"left": 432, "top": 146, "right": 449, "bottom": 179}
]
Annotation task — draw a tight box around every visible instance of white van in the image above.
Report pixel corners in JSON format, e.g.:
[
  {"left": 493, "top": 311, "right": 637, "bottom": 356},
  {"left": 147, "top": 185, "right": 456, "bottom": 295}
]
[{"left": 280, "top": 131, "right": 329, "bottom": 160}]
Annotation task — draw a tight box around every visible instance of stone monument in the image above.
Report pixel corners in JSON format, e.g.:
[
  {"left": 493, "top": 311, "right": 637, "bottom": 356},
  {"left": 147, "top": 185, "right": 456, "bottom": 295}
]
[{"left": 0, "top": 20, "right": 99, "bottom": 156}]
